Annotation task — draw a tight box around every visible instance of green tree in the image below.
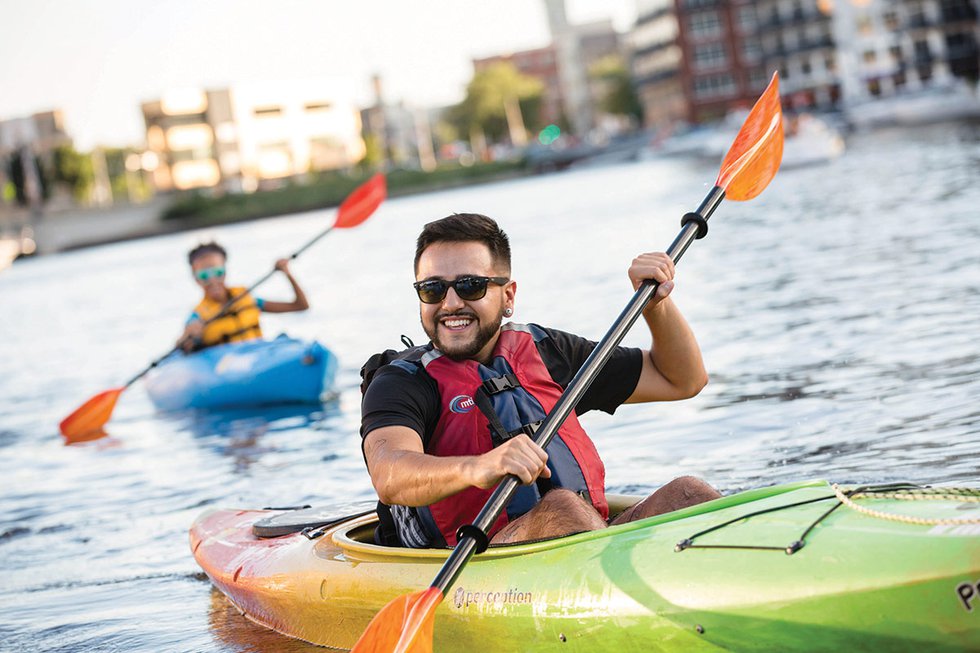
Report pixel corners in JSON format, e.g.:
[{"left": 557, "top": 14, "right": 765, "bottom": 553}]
[
  {"left": 449, "top": 62, "right": 544, "bottom": 144},
  {"left": 6, "top": 150, "right": 50, "bottom": 206},
  {"left": 590, "top": 55, "right": 644, "bottom": 123},
  {"left": 358, "top": 133, "right": 385, "bottom": 172},
  {"left": 53, "top": 145, "right": 95, "bottom": 202}
]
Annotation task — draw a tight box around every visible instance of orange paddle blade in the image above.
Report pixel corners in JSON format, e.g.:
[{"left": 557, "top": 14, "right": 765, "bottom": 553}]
[
  {"left": 336, "top": 173, "right": 387, "bottom": 229},
  {"left": 716, "top": 72, "right": 784, "bottom": 201},
  {"left": 59, "top": 388, "right": 124, "bottom": 439},
  {"left": 351, "top": 587, "right": 443, "bottom": 653}
]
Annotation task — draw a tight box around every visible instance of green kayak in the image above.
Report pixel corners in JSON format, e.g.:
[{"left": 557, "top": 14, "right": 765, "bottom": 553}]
[{"left": 190, "top": 480, "right": 980, "bottom": 651}]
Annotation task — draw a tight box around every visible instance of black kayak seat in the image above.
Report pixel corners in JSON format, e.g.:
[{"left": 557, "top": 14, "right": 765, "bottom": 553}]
[{"left": 253, "top": 500, "right": 378, "bottom": 538}]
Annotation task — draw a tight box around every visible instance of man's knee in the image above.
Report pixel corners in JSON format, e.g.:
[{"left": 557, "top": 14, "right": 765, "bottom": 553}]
[
  {"left": 538, "top": 488, "right": 588, "bottom": 512},
  {"left": 663, "top": 476, "right": 721, "bottom": 501},
  {"left": 537, "top": 489, "right": 606, "bottom": 529}
]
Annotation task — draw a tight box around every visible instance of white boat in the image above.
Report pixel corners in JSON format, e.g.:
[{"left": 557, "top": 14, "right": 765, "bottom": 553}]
[
  {"left": 0, "top": 226, "right": 35, "bottom": 271},
  {"left": 781, "top": 113, "right": 846, "bottom": 168},
  {"left": 0, "top": 237, "right": 19, "bottom": 271},
  {"left": 845, "top": 83, "right": 980, "bottom": 129},
  {"left": 652, "top": 112, "right": 845, "bottom": 169}
]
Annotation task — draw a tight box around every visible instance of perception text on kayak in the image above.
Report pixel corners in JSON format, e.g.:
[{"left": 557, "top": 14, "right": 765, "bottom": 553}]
[{"left": 453, "top": 587, "right": 533, "bottom": 609}]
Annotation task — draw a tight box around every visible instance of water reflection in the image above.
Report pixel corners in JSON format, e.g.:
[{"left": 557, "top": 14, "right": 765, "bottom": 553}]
[
  {"left": 206, "top": 589, "right": 321, "bottom": 653},
  {"left": 172, "top": 400, "right": 343, "bottom": 471}
]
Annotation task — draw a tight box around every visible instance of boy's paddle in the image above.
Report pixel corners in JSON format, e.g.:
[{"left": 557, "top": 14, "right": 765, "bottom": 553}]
[
  {"left": 351, "top": 73, "right": 784, "bottom": 653},
  {"left": 59, "top": 174, "right": 386, "bottom": 440}
]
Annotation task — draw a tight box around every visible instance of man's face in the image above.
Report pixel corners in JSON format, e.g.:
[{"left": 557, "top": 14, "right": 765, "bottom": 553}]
[
  {"left": 415, "top": 240, "right": 515, "bottom": 363},
  {"left": 191, "top": 252, "right": 227, "bottom": 302}
]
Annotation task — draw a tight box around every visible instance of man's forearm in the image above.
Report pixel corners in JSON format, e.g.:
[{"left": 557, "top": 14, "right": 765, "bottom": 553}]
[
  {"left": 286, "top": 274, "right": 309, "bottom": 310},
  {"left": 643, "top": 297, "right": 707, "bottom": 394},
  {"left": 370, "top": 444, "right": 475, "bottom": 507}
]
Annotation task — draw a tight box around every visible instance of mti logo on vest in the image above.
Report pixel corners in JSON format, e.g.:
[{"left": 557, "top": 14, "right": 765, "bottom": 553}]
[{"left": 449, "top": 395, "right": 475, "bottom": 414}]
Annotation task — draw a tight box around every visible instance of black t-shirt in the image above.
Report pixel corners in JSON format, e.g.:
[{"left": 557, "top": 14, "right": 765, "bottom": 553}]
[{"left": 360, "top": 325, "right": 643, "bottom": 447}]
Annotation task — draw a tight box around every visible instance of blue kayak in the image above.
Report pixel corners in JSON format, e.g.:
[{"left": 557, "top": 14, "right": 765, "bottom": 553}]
[{"left": 144, "top": 336, "right": 338, "bottom": 412}]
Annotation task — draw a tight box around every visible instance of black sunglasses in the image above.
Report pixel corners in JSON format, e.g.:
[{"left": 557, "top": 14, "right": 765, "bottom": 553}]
[{"left": 413, "top": 276, "right": 509, "bottom": 304}]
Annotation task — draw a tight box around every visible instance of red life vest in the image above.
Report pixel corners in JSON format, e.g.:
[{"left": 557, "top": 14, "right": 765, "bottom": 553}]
[{"left": 416, "top": 323, "right": 607, "bottom": 547}]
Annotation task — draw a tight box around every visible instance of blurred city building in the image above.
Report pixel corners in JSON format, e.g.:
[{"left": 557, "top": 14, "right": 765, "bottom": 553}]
[
  {"left": 0, "top": 110, "right": 72, "bottom": 160},
  {"left": 0, "top": 111, "right": 67, "bottom": 264},
  {"left": 361, "top": 74, "right": 437, "bottom": 171},
  {"left": 826, "top": 0, "right": 979, "bottom": 110},
  {"left": 678, "top": 0, "right": 767, "bottom": 123},
  {"left": 629, "top": 0, "right": 980, "bottom": 128},
  {"left": 474, "top": 47, "right": 564, "bottom": 127},
  {"left": 0, "top": 110, "right": 73, "bottom": 209},
  {"left": 142, "top": 79, "right": 365, "bottom": 193},
  {"left": 630, "top": 0, "right": 687, "bottom": 127},
  {"left": 473, "top": 1, "right": 624, "bottom": 139}
]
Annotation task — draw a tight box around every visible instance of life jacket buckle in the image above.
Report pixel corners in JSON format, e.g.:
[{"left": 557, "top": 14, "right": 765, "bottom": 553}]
[
  {"left": 507, "top": 420, "right": 542, "bottom": 440},
  {"left": 480, "top": 373, "right": 521, "bottom": 395}
]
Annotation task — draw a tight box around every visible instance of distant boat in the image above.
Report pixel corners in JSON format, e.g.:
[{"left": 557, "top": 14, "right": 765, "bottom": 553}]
[
  {"left": 0, "top": 225, "right": 36, "bottom": 271},
  {"left": 0, "top": 237, "right": 19, "bottom": 271},
  {"left": 650, "top": 112, "right": 845, "bottom": 169},
  {"left": 781, "top": 113, "right": 846, "bottom": 168},
  {"left": 845, "top": 82, "right": 980, "bottom": 129}
]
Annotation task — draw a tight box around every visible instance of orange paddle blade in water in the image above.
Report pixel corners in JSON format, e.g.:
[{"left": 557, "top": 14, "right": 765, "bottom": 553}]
[
  {"left": 351, "top": 586, "right": 443, "bottom": 653},
  {"left": 336, "top": 173, "right": 387, "bottom": 229},
  {"left": 716, "top": 72, "right": 784, "bottom": 201},
  {"left": 59, "top": 387, "right": 124, "bottom": 439}
]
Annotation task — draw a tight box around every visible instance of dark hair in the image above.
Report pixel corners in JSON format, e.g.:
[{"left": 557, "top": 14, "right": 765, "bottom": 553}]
[
  {"left": 414, "top": 213, "right": 511, "bottom": 274},
  {"left": 188, "top": 241, "right": 227, "bottom": 266}
]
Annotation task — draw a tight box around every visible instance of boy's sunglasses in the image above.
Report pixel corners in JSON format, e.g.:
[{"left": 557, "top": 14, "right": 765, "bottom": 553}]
[
  {"left": 413, "top": 276, "right": 509, "bottom": 304},
  {"left": 195, "top": 266, "right": 226, "bottom": 282}
]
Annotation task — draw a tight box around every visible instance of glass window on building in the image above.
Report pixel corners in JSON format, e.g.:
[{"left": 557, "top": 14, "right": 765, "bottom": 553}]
[
  {"left": 914, "top": 39, "right": 932, "bottom": 62},
  {"left": 304, "top": 102, "right": 332, "bottom": 112},
  {"left": 737, "top": 5, "right": 756, "bottom": 29},
  {"left": 688, "top": 11, "right": 723, "bottom": 38},
  {"left": 741, "top": 39, "right": 763, "bottom": 61},
  {"left": 908, "top": 4, "right": 927, "bottom": 27},
  {"left": 692, "top": 42, "right": 728, "bottom": 70},
  {"left": 940, "top": 0, "right": 978, "bottom": 22},
  {"left": 858, "top": 14, "right": 873, "bottom": 35},
  {"left": 750, "top": 67, "right": 769, "bottom": 87},
  {"left": 693, "top": 73, "right": 736, "bottom": 99}
]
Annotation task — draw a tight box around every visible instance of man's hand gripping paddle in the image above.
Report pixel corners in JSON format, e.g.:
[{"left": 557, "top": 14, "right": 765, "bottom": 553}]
[
  {"left": 58, "top": 174, "right": 387, "bottom": 441},
  {"left": 352, "top": 73, "right": 784, "bottom": 653}
]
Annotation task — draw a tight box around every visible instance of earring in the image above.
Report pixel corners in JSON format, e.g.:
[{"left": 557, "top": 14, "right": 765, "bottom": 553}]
[{"left": 504, "top": 307, "right": 513, "bottom": 317}]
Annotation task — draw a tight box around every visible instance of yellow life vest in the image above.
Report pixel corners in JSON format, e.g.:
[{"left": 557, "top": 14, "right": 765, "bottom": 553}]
[{"left": 193, "top": 286, "right": 263, "bottom": 347}]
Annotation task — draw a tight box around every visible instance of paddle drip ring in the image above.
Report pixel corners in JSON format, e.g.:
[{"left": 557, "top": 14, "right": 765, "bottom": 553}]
[{"left": 831, "top": 484, "right": 980, "bottom": 526}]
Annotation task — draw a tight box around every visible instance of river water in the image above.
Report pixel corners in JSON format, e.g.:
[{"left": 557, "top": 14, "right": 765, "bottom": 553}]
[{"left": 1, "top": 122, "right": 978, "bottom": 651}]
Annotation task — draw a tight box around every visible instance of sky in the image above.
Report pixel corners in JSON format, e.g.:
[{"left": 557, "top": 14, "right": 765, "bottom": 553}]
[{"left": 0, "top": 0, "right": 638, "bottom": 151}]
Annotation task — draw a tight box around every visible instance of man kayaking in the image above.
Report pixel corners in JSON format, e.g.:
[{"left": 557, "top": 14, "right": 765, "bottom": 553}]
[
  {"left": 178, "top": 241, "right": 310, "bottom": 352},
  {"left": 360, "top": 214, "right": 720, "bottom": 548}
]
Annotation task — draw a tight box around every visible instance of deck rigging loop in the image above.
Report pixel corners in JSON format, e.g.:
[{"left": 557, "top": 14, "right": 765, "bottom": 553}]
[{"left": 675, "top": 482, "right": 980, "bottom": 555}]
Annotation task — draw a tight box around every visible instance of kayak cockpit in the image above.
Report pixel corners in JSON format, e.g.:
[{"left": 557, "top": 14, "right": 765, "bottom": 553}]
[{"left": 328, "top": 493, "right": 648, "bottom": 560}]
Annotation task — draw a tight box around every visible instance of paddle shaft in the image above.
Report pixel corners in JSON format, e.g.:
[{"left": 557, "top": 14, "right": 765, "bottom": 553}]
[
  {"left": 121, "top": 224, "right": 339, "bottom": 388},
  {"left": 431, "top": 185, "right": 726, "bottom": 594}
]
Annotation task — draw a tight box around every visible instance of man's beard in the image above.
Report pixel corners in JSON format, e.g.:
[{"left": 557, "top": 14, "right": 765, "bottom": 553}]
[{"left": 423, "top": 308, "right": 504, "bottom": 361}]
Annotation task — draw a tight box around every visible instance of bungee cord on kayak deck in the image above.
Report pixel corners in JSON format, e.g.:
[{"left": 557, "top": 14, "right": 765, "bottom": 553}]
[
  {"left": 675, "top": 482, "right": 980, "bottom": 555},
  {"left": 831, "top": 484, "right": 980, "bottom": 526}
]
